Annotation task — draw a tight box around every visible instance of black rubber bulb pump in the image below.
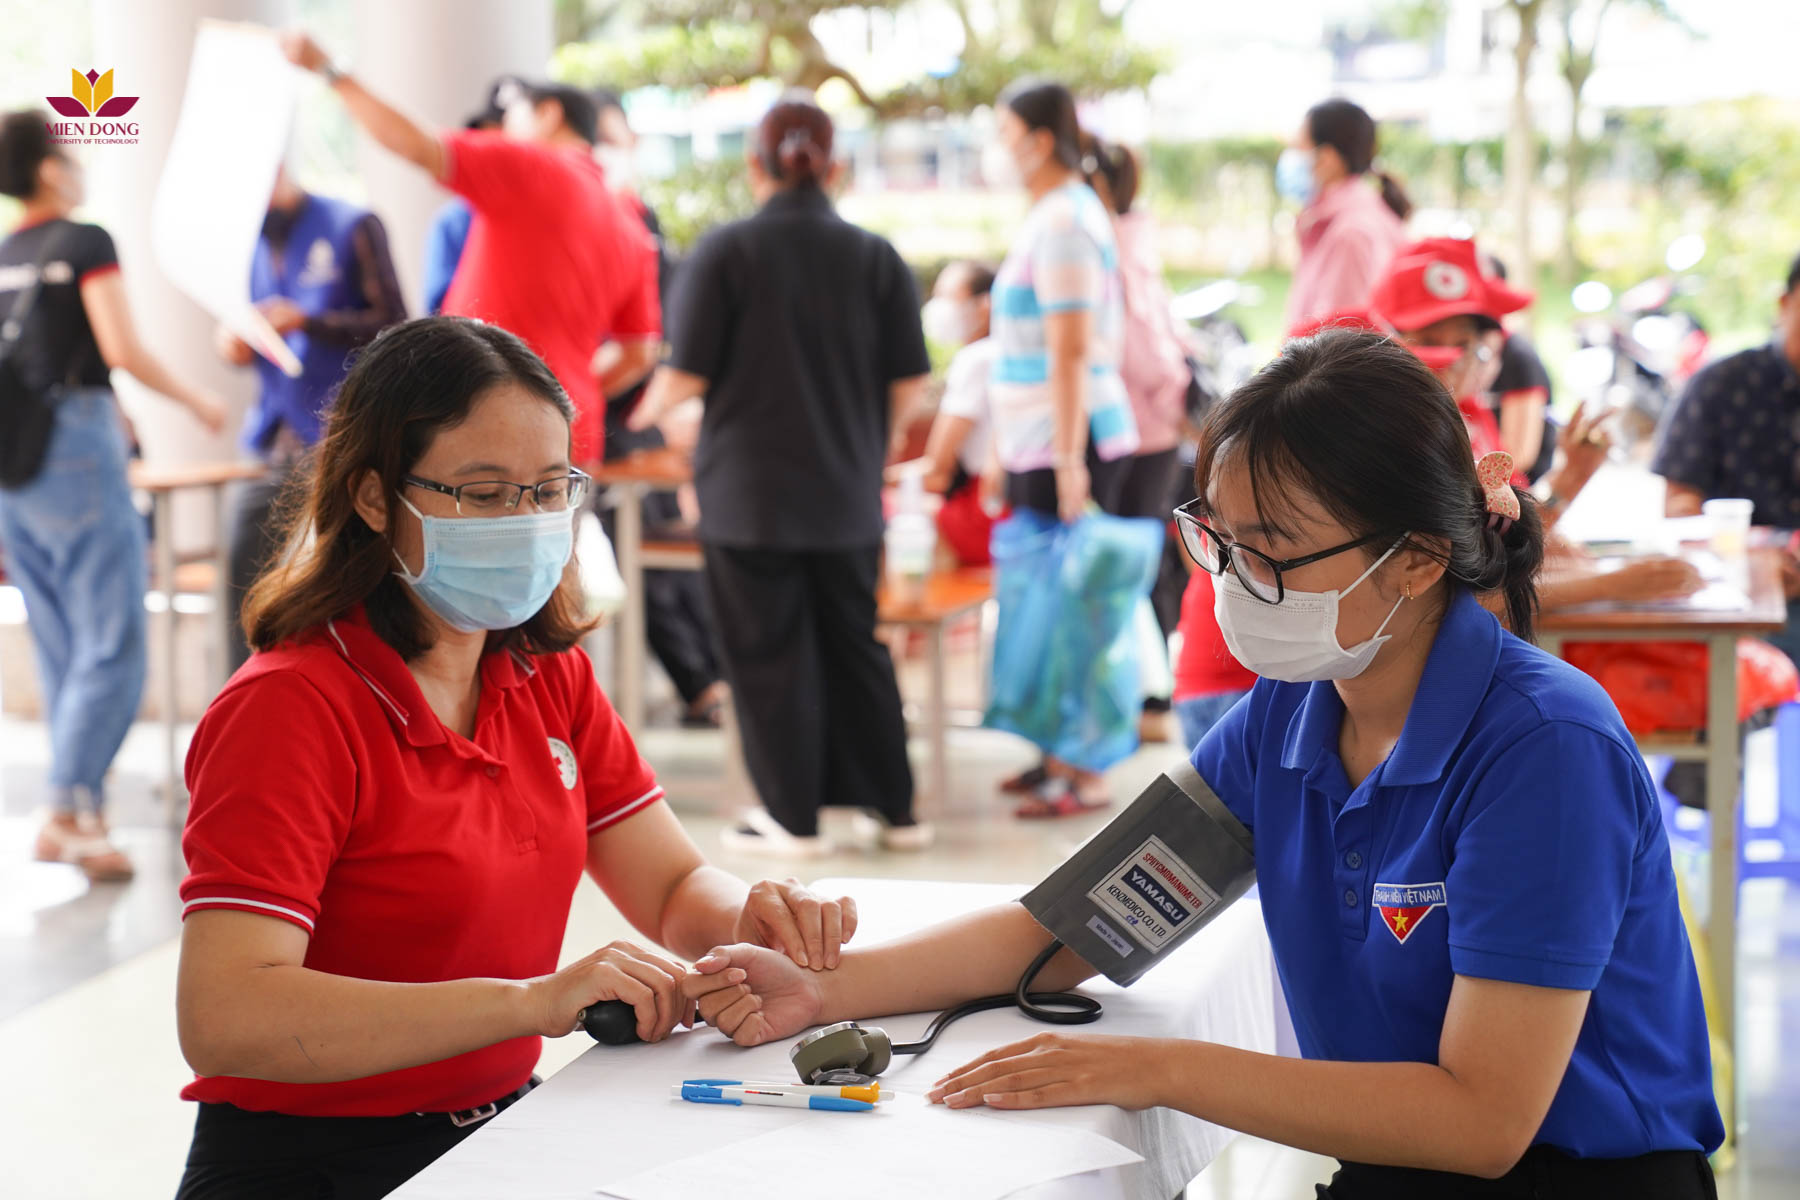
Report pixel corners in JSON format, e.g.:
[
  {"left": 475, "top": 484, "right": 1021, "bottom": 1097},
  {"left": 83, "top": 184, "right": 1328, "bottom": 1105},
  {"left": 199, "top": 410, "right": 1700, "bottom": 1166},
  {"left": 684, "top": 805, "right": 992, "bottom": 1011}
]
[{"left": 580, "top": 999, "right": 641, "bottom": 1045}]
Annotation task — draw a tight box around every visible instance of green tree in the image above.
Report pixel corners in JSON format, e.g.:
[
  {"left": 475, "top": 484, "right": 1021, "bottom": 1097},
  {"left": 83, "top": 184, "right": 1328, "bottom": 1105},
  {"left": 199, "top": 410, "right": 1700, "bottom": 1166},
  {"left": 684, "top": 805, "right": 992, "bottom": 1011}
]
[
  {"left": 553, "top": 0, "right": 1163, "bottom": 118},
  {"left": 1553, "top": 0, "right": 1684, "bottom": 279}
]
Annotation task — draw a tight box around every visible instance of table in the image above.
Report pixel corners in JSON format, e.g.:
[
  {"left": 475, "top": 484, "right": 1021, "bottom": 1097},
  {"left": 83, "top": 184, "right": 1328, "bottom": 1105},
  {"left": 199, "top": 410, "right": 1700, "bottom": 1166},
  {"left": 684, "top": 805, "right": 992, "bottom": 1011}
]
[
  {"left": 128, "top": 459, "right": 266, "bottom": 817},
  {"left": 1537, "top": 544, "right": 1786, "bottom": 1106},
  {"left": 587, "top": 449, "right": 694, "bottom": 734},
  {"left": 878, "top": 568, "right": 993, "bottom": 812},
  {"left": 393, "top": 878, "right": 1283, "bottom": 1200}
]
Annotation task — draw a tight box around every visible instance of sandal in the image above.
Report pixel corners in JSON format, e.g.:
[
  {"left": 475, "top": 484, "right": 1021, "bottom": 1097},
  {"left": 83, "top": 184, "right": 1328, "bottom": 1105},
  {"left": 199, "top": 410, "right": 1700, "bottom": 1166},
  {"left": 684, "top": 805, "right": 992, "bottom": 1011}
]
[
  {"left": 1013, "top": 777, "right": 1111, "bottom": 820},
  {"left": 34, "top": 813, "right": 135, "bottom": 882},
  {"left": 997, "top": 763, "right": 1052, "bottom": 795}
]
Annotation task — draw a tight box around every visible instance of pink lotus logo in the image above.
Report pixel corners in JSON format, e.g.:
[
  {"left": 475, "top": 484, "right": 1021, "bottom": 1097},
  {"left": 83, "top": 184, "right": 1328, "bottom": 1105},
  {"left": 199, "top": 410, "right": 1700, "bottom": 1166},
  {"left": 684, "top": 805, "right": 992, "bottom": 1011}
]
[{"left": 48, "top": 68, "right": 139, "bottom": 118}]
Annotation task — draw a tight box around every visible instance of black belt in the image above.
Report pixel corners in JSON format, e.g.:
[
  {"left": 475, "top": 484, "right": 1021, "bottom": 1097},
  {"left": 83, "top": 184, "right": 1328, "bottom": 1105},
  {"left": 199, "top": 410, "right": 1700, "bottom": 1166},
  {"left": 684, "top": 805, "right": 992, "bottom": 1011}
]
[{"left": 418, "top": 1077, "right": 538, "bottom": 1128}]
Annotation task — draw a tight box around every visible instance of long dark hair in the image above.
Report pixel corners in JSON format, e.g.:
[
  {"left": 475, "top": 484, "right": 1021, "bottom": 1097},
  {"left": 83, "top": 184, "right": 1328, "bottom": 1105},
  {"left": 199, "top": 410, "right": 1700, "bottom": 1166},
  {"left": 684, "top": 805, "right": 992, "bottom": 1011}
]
[
  {"left": 998, "top": 79, "right": 1084, "bottom": 172},
  {"left": 1306, "top": 98, "right": 1411, "bottom": 221},
  {"left": 1192, "top": 328, "right": 1543, "bottom": 637},
  {"left": 756, "top": 93, "right": 833, "bottom": 189},
  {"left": 243, "top": 317, "right": 595, "bottom": 659},
  {"left": 1083, "top": 137, "right": 1140, "bottom": 215}
]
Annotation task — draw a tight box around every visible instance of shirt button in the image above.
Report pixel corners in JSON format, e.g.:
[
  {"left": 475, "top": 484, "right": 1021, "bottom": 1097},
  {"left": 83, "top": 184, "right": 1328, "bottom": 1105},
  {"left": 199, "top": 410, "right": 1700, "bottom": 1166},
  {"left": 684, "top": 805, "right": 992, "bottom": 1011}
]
[
  {"left": 1343, "top": 888, "right": 1359, "bottom": 908},
  {"left": 1345, "top": 850, "right": 1363, "bottom": 870},
  {"left": 485, "top": 765, "right": 499, "bottom": 779}
]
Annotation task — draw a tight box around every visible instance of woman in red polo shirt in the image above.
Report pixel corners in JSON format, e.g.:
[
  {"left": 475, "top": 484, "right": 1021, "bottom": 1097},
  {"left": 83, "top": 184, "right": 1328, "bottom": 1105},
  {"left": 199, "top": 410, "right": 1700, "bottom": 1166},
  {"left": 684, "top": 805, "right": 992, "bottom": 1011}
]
[{"left": 173, "top": 317, "right": 850, "bottom": 1200}]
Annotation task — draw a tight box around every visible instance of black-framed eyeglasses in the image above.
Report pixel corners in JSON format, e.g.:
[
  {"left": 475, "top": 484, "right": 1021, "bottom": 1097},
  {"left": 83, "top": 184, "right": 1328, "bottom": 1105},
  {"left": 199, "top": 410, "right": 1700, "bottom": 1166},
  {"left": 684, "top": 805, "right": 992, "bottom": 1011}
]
[
  {"left": 1172, "top": 498, "right": 1390, "bottom": 605},
  {"left": 402, "top": 470, "right": 591, "bottom": 516}
]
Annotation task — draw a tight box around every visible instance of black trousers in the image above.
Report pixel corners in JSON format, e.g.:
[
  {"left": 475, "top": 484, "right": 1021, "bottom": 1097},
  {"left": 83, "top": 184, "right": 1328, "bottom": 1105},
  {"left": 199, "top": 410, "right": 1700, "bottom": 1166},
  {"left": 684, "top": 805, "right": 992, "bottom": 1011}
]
[
  {"left": 174, "top": 1084, "right": 533, "bottom": 1200},
  {"left": 1112, "top": 446, "right": 1184, "bottom": 521},
  {"left": 224, "top": 464, "right": 296, "bottom": 676},
  {"left": 701, "top": 542, "right": 914, "bottom": 836},
  {"left": 1004, "top": 442, "right": 1130, "bottom": 516},
  {"left": 1318, "top": 1146, "right": 1717, "bottom": 1200}
]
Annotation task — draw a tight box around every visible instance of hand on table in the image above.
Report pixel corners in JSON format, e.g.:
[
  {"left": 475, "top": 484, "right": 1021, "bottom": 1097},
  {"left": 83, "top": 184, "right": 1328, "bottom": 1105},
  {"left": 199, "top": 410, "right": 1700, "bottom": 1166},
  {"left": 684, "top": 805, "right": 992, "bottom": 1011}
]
[
  {"left": 528, "top": 939, "right": 708, "bottom": 1043},
  {"left": 734, "top": 877, "right": 857, "bottom": 970},
  {"left": 682, "top": 943, "right": 824, "bottom": 1047},
  {"left": 1607, "top": 556, "right": 1704, "bottom": 604},
  {"left": 926, "top": 1031, "right": 1165, "bottom": 1112},
  {"left": 885, "top": 458, "right": 952, "bottom": 495}
]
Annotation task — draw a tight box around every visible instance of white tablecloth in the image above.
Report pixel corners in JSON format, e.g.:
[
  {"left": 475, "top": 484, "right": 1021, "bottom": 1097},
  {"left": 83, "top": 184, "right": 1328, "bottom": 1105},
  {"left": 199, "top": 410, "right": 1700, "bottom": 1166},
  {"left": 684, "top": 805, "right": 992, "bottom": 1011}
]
[{"left": 394, "top": 879, "right": 1281, "bottom": 1200}]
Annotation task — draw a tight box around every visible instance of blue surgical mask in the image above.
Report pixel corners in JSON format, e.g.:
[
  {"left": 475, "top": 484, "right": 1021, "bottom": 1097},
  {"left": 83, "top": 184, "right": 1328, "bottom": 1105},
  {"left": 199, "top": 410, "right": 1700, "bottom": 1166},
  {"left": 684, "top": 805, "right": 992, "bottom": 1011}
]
[
  {"left": 1276, "top": 147, "right": 1318, "bottom": 206},
  {"left": 391, "top": 495, "right": 574, "bottom": 633}
]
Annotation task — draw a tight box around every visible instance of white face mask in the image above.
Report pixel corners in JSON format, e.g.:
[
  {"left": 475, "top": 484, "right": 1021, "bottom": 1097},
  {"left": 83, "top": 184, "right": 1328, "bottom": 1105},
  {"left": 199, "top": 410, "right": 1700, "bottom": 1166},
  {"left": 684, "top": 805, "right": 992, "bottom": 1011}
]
[
  {"left": 981, "top": 138, "right": 1025, "bottom": 191},
  {"left": 1212, "top": 539, "right": 1407, "bottom": 683},
  {"left": 922, "top": 296, "right": 978, "bottom": 345}
]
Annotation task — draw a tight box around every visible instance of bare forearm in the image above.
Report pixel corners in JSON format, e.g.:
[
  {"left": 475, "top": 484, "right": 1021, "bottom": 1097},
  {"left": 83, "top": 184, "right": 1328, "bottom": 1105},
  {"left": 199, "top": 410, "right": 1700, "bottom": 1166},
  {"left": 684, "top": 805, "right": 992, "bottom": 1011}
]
[
  {"left": 117, "top": 343, "right": 206, "bottom": 414},
  {"left": 1048, "top": 355, "right": 1087, "bottom": 461},
  {"left": 659, "top": 865, "right": 748, "bottom": 960},
  {"left": 1151, "top": 1039, "right": 1523, "bottom": 1177},
  {"left": 181, "top": 966, "right": 533, "bottom": 1085},
  {"left": 331, "top": 75, "right": 444, "bottom": 177},
  {"left": 600, "top": 341, "right": 661, "bottom": 400},
  {"left": 817, "top": 903, "right": 1094, "bottom": 1023}
]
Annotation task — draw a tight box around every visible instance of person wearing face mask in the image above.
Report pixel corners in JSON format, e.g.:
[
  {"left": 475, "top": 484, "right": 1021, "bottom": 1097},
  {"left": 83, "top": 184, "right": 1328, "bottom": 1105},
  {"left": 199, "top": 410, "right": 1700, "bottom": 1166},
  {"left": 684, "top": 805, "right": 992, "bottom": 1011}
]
[
  {"left": 982, "top": 79, "right": 1143, "bottom": 816},
  {"left": 1280, "top": 98, "right": 1411, "bottom": 332},
  {"left": 685, "top": 330, "right": 1724, "bottom": 1200},
  {"left": 1311, "top": 237, "right": 1704, "bottom": 616},
  {"left": 892, "top": 259, "right": 1006, "bottom": 566},
  {"left": 629, "top": 95, "right": 933, "bottom": 857},
  {"left": 171, "top": 318, "right": 858, "bottom": 1198},
  {"left": 0, "top": 110, "right": 227, "bottom": 882}
]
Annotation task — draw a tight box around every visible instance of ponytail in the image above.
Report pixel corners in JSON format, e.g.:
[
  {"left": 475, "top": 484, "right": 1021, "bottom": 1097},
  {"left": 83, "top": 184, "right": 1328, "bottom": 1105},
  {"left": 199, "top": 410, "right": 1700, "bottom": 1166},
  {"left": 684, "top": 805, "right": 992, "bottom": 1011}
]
[
  {"left": 1461, "top": 484, "right": 1544, "bottom": 640},
  {"left": 1375, "top": 169, "right": 1412, "bottom": 221},
  {"left": 1081, "top": 134, "right": 1140, "bottom": 216},
  {"left": 775, "top": 127, "right": 826, "bottom": 185},
  {"left": 756, "top": 93, "right": 834, "bottom": 190}
]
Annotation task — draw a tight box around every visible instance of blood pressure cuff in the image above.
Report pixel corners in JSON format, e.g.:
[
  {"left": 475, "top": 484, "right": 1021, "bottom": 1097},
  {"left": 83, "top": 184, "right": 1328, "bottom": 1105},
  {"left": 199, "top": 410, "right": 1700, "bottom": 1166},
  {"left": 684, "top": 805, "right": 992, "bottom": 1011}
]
[{"left": 1021, "top": 761, "right": 1255, "bottom": 987}]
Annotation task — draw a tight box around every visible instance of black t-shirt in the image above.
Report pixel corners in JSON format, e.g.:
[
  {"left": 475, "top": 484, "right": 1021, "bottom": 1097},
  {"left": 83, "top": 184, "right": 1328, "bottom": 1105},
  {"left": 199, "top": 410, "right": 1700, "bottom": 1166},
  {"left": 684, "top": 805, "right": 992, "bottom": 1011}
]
[
  {"left": 1491, "top": 330, "right": 1555, "bottom": 481},
  {"left": 0, "top": 218, "right": 118, "bottom": 392},
  {"left": 665, "top": 188, "right": 930, "bottom": 550}
]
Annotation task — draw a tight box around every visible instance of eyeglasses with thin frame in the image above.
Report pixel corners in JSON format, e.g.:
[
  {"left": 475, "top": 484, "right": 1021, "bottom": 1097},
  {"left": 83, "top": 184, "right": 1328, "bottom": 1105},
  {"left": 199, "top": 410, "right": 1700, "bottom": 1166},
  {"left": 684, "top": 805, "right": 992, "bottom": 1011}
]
[
  {"left": 402, "top": 469, "right": 591, "bottom": 516},
  {"left": 1171, "top": 498, "right": 1391, "bottom": 605}
]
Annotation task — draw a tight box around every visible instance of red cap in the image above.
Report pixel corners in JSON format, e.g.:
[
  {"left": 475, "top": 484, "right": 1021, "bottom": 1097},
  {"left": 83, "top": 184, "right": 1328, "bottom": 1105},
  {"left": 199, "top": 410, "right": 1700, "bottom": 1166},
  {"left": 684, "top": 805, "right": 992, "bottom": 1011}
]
[
  {"left": 1286, "top": 307, "right": 1465, "bottom": 370},
  {"left": 1367, "top": 237, "right": 1533, "bottom": 334}
]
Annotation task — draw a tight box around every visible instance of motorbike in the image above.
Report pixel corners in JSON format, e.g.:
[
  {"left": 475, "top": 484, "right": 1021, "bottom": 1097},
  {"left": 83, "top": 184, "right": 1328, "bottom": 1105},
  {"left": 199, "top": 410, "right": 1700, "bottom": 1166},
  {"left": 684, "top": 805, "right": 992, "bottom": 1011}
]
[
  {"left": 1568, "top": 235, "right": 1712, "bottom": 457},
  {"left": 1171, "top": 278, "right": 1260, "bottom": 429}
]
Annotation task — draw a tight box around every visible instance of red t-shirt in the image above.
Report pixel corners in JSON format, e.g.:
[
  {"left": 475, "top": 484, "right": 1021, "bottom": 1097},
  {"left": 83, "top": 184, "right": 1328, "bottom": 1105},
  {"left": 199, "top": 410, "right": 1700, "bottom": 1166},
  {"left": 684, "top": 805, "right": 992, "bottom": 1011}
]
[
  {"left": 1173, "top": 571, "right": 1258, "bottom": 700},
  {"left": 178, "top": 608, "right": 666, "bottom": 1116},
  {"left": 440, "top": 131, "right": 661, "bottom": 463}
]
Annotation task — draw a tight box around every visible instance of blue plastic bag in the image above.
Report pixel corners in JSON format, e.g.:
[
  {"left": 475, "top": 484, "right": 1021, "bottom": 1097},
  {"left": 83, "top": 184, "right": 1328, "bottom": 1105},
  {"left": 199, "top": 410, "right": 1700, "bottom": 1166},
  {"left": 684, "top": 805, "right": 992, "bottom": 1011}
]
[{"left": 983, "top": 509, "right": 1164, "bottom": 772}]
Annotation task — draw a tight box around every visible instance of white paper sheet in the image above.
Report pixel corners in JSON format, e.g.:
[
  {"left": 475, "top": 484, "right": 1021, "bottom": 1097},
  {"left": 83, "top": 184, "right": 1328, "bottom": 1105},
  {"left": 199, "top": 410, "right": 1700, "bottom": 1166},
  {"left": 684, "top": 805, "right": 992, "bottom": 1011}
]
[
  {"left": 149, "top": 19, "right": 302, "bottom": 377},
  {"left": 595, "top": 1094, "right": 1142, "bottom": 1200}
]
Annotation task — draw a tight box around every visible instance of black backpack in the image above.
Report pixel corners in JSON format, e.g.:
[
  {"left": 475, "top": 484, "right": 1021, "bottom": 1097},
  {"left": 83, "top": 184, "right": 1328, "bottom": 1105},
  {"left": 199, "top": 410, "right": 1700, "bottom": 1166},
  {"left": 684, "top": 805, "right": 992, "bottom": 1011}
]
[{"left": 0, "top": 228, "right": 70, "bottom": 489}]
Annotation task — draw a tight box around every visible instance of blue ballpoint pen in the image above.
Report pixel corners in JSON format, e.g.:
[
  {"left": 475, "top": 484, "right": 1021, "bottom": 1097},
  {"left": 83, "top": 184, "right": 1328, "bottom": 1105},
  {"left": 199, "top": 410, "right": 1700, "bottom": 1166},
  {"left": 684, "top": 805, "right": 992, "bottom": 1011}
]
[{"left": 671, "top": 1083, "right": 874, "bottom": 1111}]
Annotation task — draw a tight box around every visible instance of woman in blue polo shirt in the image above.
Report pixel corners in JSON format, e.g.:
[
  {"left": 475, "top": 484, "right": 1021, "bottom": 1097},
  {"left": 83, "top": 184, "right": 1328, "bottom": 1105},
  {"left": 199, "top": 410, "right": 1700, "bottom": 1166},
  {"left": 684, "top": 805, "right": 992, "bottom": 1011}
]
[{"left": 686, "top": 328, "right": 1723, "bottom": 1197}]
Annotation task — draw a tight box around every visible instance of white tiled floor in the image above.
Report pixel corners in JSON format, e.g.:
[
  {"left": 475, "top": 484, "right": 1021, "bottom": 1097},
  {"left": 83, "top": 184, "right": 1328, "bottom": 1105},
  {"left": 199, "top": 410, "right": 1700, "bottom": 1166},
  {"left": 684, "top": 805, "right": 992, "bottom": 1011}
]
[{"left": 3, "top": 691, "right": 1796, "bottom": 1198}]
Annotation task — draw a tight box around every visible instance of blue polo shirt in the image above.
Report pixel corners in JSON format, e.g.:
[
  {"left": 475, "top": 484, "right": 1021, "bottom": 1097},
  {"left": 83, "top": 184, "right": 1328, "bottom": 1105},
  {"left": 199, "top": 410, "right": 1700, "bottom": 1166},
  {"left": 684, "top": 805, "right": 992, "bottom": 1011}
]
[{"left": 1192, "top": 588, "right": 1723, "bottom": 1159}]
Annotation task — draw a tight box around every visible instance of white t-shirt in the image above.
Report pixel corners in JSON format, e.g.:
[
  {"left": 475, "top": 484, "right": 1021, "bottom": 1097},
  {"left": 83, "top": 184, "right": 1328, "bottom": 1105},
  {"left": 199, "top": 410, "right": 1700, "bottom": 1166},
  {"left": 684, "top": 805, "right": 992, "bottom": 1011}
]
[{"left": 938, "top": 337, "right": 996, "bottom": 476}]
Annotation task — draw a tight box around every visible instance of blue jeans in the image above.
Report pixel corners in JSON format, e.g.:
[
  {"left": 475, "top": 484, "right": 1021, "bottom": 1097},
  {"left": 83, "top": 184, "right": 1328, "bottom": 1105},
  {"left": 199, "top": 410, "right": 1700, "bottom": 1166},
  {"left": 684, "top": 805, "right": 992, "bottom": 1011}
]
[
  {"left": 0, "top": 387, "right": 147, "bottom": 812},
  {"left": 1175, "top": 691, "right": 1250, "bottom": 752}
]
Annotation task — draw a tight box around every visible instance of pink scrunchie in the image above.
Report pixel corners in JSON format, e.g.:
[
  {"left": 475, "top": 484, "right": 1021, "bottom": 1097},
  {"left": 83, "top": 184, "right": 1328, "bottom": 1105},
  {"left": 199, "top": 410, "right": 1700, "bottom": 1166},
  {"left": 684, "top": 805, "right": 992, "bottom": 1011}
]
[{"left": 1477, "top": 451, "right": 1520, "bottom": 534}]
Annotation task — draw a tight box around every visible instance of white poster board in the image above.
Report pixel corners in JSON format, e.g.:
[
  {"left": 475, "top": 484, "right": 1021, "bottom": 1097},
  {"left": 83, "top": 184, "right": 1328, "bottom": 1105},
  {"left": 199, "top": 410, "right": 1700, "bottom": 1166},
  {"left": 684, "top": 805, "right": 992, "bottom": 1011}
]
[{"left": 150, "top": 19, "right": 302, "bottom": 377}]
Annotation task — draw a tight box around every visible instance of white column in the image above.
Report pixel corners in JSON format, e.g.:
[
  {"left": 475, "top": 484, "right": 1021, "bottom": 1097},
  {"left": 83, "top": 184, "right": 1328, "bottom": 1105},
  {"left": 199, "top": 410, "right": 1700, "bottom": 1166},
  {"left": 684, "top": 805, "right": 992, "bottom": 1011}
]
[
  {"left": 87, "top": 0, "right": 283, "bottom": 550},
  {"left": 349, "top": 0, "right": 554, "bottom": 313}
]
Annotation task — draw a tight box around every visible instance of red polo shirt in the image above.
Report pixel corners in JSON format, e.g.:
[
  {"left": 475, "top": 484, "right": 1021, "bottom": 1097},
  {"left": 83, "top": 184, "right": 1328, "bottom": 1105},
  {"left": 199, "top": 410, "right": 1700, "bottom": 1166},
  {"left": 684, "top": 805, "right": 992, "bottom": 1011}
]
[
  {"left": 439, "top": 130, "right": 661, "bottom": 463},
  {"left": 178, "top": 607, "right": 665, "bottom": 1116}
]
